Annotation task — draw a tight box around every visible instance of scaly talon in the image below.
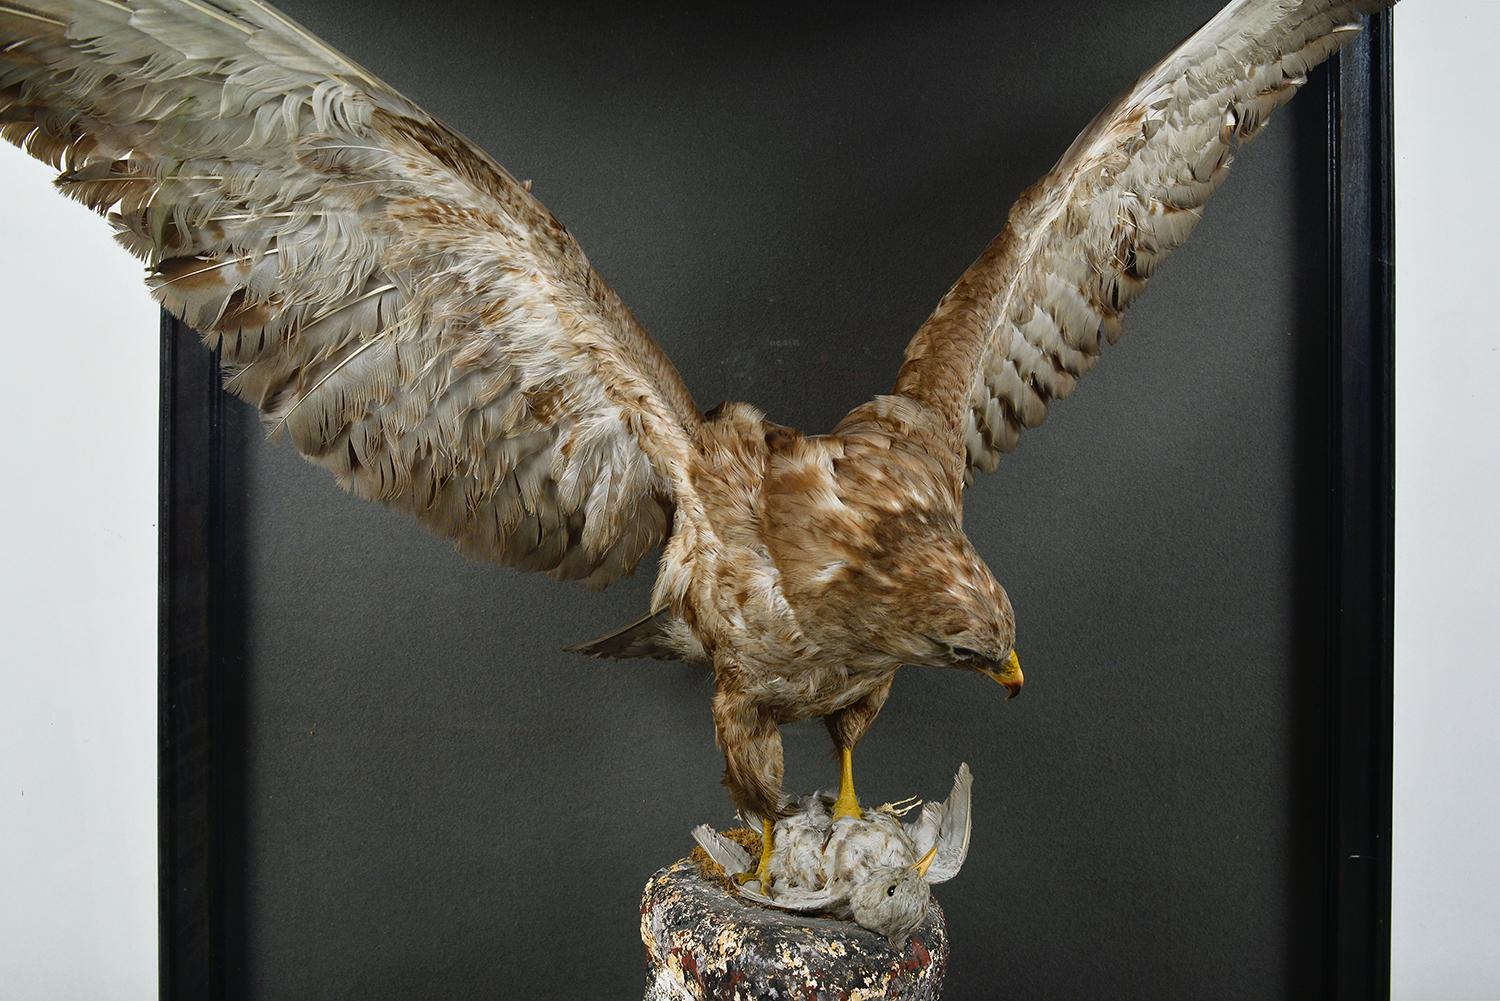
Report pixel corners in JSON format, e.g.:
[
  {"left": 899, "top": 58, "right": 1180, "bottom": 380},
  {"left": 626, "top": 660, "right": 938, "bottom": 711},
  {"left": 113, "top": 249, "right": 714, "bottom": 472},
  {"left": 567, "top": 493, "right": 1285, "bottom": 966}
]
[
  {"left": 733, "top": 818, "right": 776, "bottom": 890},
  {"left": 831, "top": 746, "right": 863, "bottom": 820}
]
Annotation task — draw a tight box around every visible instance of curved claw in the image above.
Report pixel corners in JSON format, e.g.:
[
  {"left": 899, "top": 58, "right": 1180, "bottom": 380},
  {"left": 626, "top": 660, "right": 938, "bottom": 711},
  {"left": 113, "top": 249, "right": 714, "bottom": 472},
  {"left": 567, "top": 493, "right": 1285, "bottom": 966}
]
[
  {"left": 733, "top": 817, "right": 776, "bottom": 891},
  {"left": 732, "top": 859, "right": 774, "bottom": 891}
]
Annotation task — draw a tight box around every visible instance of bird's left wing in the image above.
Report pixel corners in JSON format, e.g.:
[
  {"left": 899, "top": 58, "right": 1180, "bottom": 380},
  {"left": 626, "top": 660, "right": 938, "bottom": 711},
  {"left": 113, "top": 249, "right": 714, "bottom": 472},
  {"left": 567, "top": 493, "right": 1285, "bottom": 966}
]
[
  {"left": 0, "top": 0, "right": 702, "bottom": 587},
  {"left": 889, "top": 0, "right": 1389, "bottom": 485},
  {"left": 904, "top": 762, "right": 972, "bottom": 885}
]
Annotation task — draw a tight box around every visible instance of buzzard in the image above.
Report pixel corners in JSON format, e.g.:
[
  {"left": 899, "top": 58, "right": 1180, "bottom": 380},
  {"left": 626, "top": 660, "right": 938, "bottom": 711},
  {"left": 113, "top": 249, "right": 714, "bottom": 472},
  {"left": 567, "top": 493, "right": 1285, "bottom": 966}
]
[{"left": 0, "top": 0, "right": 1389, "bottom": 887}]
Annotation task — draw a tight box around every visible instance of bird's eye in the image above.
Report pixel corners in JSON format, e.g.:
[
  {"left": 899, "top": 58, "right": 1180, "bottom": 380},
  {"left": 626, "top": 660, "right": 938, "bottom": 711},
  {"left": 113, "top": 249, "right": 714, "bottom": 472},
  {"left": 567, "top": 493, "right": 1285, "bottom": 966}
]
[
  {"left": 951, "top": 646, "right": 979, "bottom": 660},
  {"left": 887, "top": 885, "right": 896, "bottom": 897}
]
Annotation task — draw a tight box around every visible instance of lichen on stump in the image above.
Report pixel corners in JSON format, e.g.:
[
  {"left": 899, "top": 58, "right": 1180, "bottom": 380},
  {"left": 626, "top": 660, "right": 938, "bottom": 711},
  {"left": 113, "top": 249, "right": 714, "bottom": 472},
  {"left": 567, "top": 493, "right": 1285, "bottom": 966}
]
[{"left": 641, "top": 838, "right": 948, "bottom": 1001}]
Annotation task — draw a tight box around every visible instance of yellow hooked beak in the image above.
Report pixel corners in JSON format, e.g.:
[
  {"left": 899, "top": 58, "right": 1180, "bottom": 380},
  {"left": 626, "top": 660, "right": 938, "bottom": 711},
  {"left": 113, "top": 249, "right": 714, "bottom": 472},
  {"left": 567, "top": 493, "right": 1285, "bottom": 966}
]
[
  {"left": 912, "top": 844, "right": 938, "bottom": 878},
  {"left": 981, "top": 649, "right": 1024, "bottom": 699}
]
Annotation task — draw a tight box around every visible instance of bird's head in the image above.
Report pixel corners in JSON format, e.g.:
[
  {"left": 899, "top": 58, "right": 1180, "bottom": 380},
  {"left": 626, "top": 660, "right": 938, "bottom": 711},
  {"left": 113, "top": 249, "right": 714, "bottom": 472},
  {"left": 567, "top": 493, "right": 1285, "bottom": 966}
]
[
  {"left": 913, "top": 558, "right": 1023, "bottom": 698},
  {"left": 848, "top": 848, "right": 938, "bottom": 947},
  {"left": 853, "top": 512, "right": 1022, "bottom": 697}
]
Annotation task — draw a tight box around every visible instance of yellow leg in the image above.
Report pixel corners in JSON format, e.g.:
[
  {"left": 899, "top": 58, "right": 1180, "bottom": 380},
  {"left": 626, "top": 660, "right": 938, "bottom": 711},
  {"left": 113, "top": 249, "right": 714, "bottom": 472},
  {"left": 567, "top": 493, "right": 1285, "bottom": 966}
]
[
  {"left": 733, "top": 818, "right": 776, "bottom": 890},
  {"left": 831, "top": 746, "right": 863, "bottom": 820}
]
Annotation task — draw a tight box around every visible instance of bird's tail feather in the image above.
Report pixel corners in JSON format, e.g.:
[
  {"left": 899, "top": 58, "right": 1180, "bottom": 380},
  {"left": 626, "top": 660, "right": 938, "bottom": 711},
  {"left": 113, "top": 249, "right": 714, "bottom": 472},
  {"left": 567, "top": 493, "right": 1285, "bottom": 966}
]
[{"left": 564, "top": 608, "right": 707, "bottom": 663}]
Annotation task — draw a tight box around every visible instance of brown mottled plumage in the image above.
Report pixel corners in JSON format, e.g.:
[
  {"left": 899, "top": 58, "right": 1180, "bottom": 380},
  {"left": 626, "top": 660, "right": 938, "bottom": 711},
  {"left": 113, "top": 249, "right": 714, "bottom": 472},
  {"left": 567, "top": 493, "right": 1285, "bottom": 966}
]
[{"left": 0, "top": 0, "right": 1390, "bottom": 822}]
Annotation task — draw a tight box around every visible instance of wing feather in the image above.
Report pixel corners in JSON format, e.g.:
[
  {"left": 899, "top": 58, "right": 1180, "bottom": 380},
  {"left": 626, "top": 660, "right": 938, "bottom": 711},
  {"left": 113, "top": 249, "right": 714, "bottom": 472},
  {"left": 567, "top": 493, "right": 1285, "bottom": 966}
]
[
  {"left": 0, "top": 0, "right": 701, "bottom": 587},
  {"left": 903, "top": 763, "right": 972, "bottom": 885},
  {"left": 892, "top": 0, "right": 1389, "bottom": 483},
  {"left": 690, "top": 825, "right": 843, "bottom": 913}
]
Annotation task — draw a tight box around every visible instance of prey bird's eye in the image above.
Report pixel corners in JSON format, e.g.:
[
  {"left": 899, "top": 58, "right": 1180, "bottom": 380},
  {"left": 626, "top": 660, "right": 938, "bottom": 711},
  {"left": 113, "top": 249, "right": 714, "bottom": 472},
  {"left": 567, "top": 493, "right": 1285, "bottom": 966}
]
[
  {"left": 887, "top": 885, "right": 896, "bottom": 897},
  {"left": 951, "top": 646, "right": 980, "bottom": 660}
]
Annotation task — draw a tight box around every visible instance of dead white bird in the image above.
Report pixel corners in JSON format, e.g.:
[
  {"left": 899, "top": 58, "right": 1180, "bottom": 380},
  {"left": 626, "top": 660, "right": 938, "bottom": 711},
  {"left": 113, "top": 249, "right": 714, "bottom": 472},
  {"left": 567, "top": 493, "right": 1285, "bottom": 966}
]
[{"left": 694, "top": 764, "right": 972, "bottom": 946}]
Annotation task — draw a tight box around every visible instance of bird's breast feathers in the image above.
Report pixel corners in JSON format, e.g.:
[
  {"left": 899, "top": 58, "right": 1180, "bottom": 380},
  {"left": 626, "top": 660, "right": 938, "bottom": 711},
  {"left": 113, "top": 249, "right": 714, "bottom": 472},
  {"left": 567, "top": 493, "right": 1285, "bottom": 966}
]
[{"left": 660, "top": 402, "right": 956, "bottom": 717}]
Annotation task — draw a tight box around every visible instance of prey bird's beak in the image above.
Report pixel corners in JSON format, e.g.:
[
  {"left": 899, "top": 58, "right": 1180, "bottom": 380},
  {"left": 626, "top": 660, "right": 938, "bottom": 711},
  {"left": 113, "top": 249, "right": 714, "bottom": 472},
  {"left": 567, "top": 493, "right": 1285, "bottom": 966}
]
[
  {"left": 912, "top": 844, "right": 938, "bottom": 878},
  {"left": 981, "top": 649, "right": 1024, "bottom": 699}
]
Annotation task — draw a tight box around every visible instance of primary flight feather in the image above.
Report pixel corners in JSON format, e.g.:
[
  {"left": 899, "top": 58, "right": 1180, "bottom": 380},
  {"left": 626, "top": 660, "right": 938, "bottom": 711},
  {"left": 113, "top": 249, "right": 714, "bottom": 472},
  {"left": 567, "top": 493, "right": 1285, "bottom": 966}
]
[{"left": 0, "top": 0, "right": 1392, "bottom": 886}]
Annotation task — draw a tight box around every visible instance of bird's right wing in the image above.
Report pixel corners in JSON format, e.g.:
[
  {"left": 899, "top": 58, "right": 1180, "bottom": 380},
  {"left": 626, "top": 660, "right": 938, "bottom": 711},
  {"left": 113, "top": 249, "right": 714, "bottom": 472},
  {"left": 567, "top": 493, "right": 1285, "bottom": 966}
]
[
  {"left": 1, "top": 0, "right": 702, "bottom": 587},
  {"left": 890, "top": 0, "right": 1389, "bottom": 486},
  {"left": 905, "top": 763, "right": 972, "bottom": 885}
]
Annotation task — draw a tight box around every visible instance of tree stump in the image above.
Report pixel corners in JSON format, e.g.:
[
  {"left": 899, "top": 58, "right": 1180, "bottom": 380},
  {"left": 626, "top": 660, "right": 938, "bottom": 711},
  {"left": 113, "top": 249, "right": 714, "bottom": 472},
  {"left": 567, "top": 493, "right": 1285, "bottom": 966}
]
[{"left": 641, "top": 844, "right": 948, "bottom": 1000}]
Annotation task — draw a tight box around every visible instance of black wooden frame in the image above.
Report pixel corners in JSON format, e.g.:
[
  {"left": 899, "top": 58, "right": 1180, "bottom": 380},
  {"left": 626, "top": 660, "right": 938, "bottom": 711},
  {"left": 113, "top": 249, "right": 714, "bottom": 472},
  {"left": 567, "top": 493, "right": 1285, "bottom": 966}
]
[
  {"left": 159, "top": 328, "right": 225, "bottom": 999},
  {"left": 157, "top": 17, "right": 1396, "bottom": 1000},
  {"left": 1321, "top": 13, "right": 1395, "bottom": 1001}
]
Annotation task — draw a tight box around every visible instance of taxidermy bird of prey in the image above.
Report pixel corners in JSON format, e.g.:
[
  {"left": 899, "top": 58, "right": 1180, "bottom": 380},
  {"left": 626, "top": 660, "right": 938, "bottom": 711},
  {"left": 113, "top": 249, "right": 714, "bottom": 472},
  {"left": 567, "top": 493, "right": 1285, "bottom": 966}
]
[
  {"left": 694, "top": 764, "right": 974, "bottom": 945},
  {"left": 0, "top": 0, "right": 1391, "bottom": 885}
]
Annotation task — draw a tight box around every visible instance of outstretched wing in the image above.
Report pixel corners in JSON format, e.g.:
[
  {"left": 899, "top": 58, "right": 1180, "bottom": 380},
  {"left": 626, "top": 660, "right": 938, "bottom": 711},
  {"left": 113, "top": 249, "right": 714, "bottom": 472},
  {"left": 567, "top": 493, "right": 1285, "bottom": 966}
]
[
  {"left": 0, "top": 0, "right": 701, "bottom": 587},
  {"left": 892, "top": 0, "right": 1388, "bottom": 483},
  {"left": 903, "top": 763, "right": 972, "bottom": 885}
]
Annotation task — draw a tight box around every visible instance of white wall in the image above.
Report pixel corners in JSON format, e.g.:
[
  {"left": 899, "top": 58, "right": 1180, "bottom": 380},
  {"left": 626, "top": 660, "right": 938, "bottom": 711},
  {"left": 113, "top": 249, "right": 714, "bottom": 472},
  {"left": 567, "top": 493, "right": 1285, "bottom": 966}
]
[
  {"left": 0, "top": 5, "right": 1494, "bottom": 999},
  {"left": 1391, "top": 4, "right": 1500, "bottom": 998},
  {"left": 0, "top": 146, "right": 158, "bottom": 999}
]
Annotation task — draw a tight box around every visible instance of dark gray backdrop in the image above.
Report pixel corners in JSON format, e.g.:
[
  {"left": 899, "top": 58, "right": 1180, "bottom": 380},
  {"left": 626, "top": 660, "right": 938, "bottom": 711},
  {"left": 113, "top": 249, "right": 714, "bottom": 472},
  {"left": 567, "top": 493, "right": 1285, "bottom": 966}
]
[{"left": 212, "top": 2, "right": 1332, "bottom": 997}]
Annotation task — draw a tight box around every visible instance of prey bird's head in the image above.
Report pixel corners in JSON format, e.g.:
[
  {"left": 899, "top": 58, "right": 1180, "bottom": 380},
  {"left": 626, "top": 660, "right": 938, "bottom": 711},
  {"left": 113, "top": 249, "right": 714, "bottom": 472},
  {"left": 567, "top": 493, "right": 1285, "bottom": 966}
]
[{"left": 852, "top": 510, "right": 1022, "bottom": 698}]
